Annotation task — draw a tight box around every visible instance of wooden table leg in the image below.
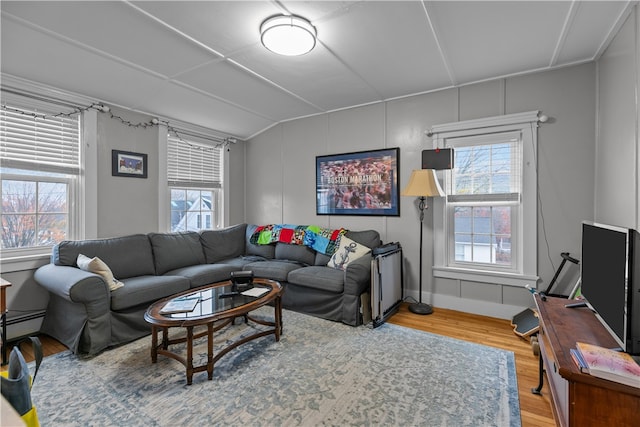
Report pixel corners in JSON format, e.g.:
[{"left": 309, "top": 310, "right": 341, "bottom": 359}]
[
  {"left": 186, "top": 326, "right": 194, "bottom": 385},
  {"left": 162, "top": 327, "right": 169, "bottom": 350},
  {"left": 207, "top": 322, "right": 214, "bottom": 380},
  {"left": 150, "top": 325, "right": 158, "bottom": 363},
  {"left": 275, "top": 295, "right": 283, "bottom": 340},
  {"left": 1, "top": 279, "right": 11, "bottom": 366}
]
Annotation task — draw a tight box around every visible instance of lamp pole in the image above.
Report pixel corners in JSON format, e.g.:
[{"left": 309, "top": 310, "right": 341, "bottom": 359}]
[{"left": 409, "top": 196, "right": 433, "bottom": 315}]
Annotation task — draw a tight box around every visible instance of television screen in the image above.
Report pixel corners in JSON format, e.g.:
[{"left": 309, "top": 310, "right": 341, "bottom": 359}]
[{"left": 580, "top": 222, "right": 628, "bottom": 348}]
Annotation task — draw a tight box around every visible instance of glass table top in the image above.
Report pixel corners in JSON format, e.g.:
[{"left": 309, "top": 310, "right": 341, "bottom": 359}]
[{"left": 158, "top": 282, "right": 275, "bottom": 320}]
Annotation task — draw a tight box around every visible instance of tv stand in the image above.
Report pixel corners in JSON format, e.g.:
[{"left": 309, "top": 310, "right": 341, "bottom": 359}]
[{"left": 534, "top": 295, "right": 640, "bottom": 426}]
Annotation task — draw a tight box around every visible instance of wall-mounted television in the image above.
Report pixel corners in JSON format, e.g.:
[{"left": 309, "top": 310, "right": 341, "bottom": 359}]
[{"left": 580, "top": 221, "right": 640, "bottom": 355}]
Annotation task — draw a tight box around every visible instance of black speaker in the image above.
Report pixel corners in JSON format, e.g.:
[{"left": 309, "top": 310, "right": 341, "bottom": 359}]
[{"left": 422, "top": 148, "right": 454, "bottom": 170}]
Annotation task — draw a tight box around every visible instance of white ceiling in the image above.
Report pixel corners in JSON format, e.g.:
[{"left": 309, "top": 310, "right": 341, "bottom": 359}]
[{"left": 1, "top": 1, "right": 634, "bottom": 140}]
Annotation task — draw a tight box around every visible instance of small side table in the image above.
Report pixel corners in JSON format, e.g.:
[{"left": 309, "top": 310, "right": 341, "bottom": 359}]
[{"left": 1, "top": 278, "right": 11, "bottom": 366}]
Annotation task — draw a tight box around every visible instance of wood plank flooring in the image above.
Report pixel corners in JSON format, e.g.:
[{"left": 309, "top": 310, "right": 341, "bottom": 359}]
[{"left": 3, "top": 304, "right": 556, "bottom": 426}]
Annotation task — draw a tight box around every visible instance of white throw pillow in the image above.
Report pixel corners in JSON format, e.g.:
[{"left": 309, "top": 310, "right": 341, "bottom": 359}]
[
  {"left": 77, "top": 254, "right": 124, "bottom": 291},
  {"left": 327, "top": 236, "right": 371, "bottom": 270}
]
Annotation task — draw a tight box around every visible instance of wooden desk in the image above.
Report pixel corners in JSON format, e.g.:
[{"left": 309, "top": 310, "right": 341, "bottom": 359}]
[
  {"left": 535, "top": 295, "right": 640, "bottom": 426},
  {"left": 1, "top": 278, "right": 11, "bottom": 366}
]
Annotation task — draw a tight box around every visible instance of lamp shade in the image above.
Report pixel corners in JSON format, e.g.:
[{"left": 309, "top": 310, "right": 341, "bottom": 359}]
[
  {"left": 401, "top": 169, "right": 445, "bottom": 197},
  {"left": 260, "top": 15, "right": 317, "bottom": 56}
]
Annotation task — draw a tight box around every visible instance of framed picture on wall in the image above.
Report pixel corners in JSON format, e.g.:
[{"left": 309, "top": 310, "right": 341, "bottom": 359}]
[
  {"left": 316, "top": 147, "right": 400, "bottom": 216},
  {"left": 112, "top": 150, "right": 148, "bottom": 178}
]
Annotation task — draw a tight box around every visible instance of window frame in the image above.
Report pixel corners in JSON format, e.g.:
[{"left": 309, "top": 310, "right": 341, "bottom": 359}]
[
  {"left": 446, "top": 131, "right": 522, "bottom": 272},
  {"left": 0, "top": 90, "right": 85, "bottom": 260},
  {"left": 169, "top": 187, "right": 221, "bottom": 232},
  {"left": 161, "top": 128, "right": 225, "bottom": 233},
  {"left": 1, "top": 172, "right": 76, "bottom": 255},
  {"left": 431, "top": 111, "right": 540, "bottom": 287}
]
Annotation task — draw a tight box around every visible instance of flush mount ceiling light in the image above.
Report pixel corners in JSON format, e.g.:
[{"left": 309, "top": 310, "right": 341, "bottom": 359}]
[{"left": 260, "top": 14, "right": 317, "bottom": 56}]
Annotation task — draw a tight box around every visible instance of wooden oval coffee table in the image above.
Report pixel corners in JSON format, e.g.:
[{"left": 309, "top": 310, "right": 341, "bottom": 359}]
[{"left": 144, "top": 278, "right": 283, "bottom": 385}]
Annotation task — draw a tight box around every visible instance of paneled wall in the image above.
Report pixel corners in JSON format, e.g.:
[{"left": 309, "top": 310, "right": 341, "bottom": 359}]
[
  {"left": 596, "top": 7, "right": 639, "bottom": 230},
  {"left": 246, "top": 63, "right": 596, "bottom": 319},
  {"left": 96, "top": 107, "right": 161, "bottom": 237}
]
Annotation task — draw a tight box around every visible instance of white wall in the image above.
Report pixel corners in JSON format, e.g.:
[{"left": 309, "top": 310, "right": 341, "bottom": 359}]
[
  {"left": 596, "top": 7, "right": 639, "bottom": 229},
  {"left": 96, "top": 107, "right": 160, "bottom": 237},
  {"left": 245, "top": 63, "right": 596, "bottom": 319}
]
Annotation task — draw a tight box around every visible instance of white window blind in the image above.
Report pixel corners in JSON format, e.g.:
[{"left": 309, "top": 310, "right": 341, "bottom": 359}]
[
  {"left": 167, "top": 134, "right": 222, "bottom": 188},
  {"left": 1, "top": 101, "right": 80, "bottom": 174}
]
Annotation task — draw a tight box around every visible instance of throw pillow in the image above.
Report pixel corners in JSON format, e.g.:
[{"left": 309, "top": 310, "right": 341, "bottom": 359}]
[
  {"left": 327, "top": 236, "right": 371, "bottom": 270},
  {"left": 76, "top": 254, "right": 124, "bottom": 291}
]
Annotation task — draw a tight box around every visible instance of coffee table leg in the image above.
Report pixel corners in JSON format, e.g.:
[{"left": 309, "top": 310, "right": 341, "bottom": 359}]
[
  {"left": 162, "top": 327, "right": 169, "bottom": 350},
  {"left": 275, "top": 295, "right": 283, "bottom": 340},
  {"left": 186, "top": 326, "right": 194, "bottom": 385},
  {"left": 207, "top": 322, "right": 214, "bottom": 380},
  {"left": 151, "top": 325, "right": 158, "bottom": 363}
]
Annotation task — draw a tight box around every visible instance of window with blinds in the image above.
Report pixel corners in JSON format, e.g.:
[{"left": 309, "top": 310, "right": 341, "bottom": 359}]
[
  {"left": 446, "top": 133, "right": 522, "bottom": 268},
  {"left": 1, "top": 99, "right": 81, "bottom": 250},
  {"left": 1, "top": 102, "right": 80, "bottom": 174},
  {"left": 167, "top": 134, "right": 222, "bottom": 232},
  {"left": 429, "top": 111, "right": 539, "bottom": 285},
  {"left": 167, "top": 135, "right": 222, "bottom": 188}
]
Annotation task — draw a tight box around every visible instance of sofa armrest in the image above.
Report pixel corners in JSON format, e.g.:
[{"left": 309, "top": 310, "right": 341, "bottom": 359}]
[
  {"left": 343, "top": 255, "right": 372, "bottom": 296},
  {"left": 35, "top": 263, "right": 112, "bottom": 354},
  {"left": 34, "top": 264, "right": 110, "bottom": 305}
]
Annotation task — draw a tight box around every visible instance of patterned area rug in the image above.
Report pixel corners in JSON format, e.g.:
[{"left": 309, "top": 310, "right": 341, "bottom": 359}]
[{"left": 31, "top": 308, "right": 520, "bottom": 426}]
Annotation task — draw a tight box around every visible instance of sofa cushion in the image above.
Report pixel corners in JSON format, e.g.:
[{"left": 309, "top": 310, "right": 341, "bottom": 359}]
[
  {"left": 327, "top": 236, "right": 372, "bottom": 270},
  {"left": 245, "top": 224, "right": 275, "bottom": 259},
  {"left": 314, "top": 230, "right": 379, "bottom": 266},
  {"left": 287, "top": 266, "right": 345, "bottom": 293},
  {"left": 314, "top": 252, "right": 332, "bottom": 266},
  {"left": 76, "top": 254, "right": 124, "bottom": 291},
  {"left": 275, "top": 243, "right": 315, "bottom": 266},
  {"left": 110, "top": 275, "right": 190, "bottom": 311},
  {"left": 149, "top": 232, "right": 205, "bottom": 275},
  {"left": 345, "top": 229, "right": 380, "bottom": 249},
  {"left": 53, "top": 234, "right": 155, "bottom": 279},
  {"left": 243, "top": 260, "right": 303, "bottom": 282},
  {"left": 165, "top": 263, "right": 239, "bottom": 288},
  {"left": 200, "top": 224, "right": 247, "bottom": 263}
]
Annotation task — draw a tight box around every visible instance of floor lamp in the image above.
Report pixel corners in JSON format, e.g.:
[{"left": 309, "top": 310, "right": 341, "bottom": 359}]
[{"left": 401, "top": 169, "right": 445, "bottom": 315}]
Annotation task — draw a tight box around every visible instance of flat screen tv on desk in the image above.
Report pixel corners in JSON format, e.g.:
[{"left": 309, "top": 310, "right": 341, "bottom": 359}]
[{"left": 581, "top": 221, "right": 640, "bottom": 355}]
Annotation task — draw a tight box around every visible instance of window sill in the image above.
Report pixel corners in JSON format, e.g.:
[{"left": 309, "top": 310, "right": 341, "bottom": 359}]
[
  {"left": 433, "top": 265, "right": 539, "bottom": 288},
  {"left": 1, "top": 252, "right": 51, "bottom": 273}
]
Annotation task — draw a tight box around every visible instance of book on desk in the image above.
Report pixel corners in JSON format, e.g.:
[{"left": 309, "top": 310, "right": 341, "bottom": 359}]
[{"left": 570, "top": 341, "right": 640, "bottom": 388}]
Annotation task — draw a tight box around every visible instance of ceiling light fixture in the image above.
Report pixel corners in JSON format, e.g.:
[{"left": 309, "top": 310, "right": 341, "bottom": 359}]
[{"left": 260, "top": 14, "right": 316, "bottom": 56}]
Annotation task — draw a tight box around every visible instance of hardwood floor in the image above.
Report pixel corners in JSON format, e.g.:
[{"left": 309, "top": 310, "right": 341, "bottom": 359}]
[
  {"left": 388, "top": 303, "right": 556, "bottom": 427},
  {"left": 3, "top": 304, "right": 556, "bottom": 426}
]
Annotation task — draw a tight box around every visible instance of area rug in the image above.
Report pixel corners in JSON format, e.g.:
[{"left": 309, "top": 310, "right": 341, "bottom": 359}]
[{"left": 31, "top": 309, "right": 520, "bottom": 426}]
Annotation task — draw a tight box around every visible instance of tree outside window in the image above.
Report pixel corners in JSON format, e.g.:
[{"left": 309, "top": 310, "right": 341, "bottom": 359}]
[
  {"left": 451, "top": 143, "right": 516, "bottom": 267},
  {"left": 1, "top": 177, "right": 69, "bottom": 249}
]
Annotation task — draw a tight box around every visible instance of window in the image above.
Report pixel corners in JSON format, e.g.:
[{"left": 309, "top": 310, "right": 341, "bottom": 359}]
[
  {"left": 448, "top": 133, "right": 521, "bottom": 269},
  {"left": 170, "top": 188, "right": 217, "bottom": 232},
  {"left": 431, "top": 111, "right": 539, "bottom": 286},
  {"left": 1, "top": 98, "right": 81, "bottom": 252},
  {"left": 167, "top": 134, "right": 222, "bottom": 232}
]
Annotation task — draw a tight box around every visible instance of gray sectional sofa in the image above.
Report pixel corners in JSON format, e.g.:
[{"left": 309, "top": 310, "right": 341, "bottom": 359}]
[{"left": 34, "top": 223, "right": 380, "bottom": 355}]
